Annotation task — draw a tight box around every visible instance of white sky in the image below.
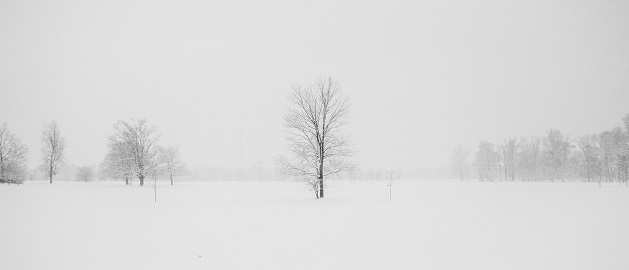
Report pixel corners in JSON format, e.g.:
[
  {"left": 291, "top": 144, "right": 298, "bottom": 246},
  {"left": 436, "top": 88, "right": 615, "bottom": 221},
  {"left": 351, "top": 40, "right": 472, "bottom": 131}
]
[{"left": 1, "top": 0, "right": 628, "bottom": 171}]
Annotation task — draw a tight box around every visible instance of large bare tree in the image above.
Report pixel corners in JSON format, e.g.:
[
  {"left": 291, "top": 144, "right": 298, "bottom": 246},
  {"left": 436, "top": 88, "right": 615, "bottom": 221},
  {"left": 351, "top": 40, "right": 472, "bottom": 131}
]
[
  {"left": 41, "top": 121, "right": 65, "bottom": 184},
  {"left": 0, "top": 123, "right": 29, "bottom": 184},
  {"left": 106, "top": 119, "right": 160, "bottom": 186},
  {"left": 278, "top": 77, "right": 354, "bottom": 199}
]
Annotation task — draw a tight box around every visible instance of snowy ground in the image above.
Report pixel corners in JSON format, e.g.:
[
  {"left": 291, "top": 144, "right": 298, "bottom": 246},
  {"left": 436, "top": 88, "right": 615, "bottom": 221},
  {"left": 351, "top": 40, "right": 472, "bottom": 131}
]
[{"left": 1, "top": 180, "right": 628, "bottom": 270}]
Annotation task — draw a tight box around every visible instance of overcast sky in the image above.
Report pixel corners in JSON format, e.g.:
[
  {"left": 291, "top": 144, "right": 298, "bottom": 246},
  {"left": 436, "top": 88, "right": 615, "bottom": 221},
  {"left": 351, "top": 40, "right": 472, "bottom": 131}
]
[{"left": 1, "top": 0, "right": 628, "bottom": 172}]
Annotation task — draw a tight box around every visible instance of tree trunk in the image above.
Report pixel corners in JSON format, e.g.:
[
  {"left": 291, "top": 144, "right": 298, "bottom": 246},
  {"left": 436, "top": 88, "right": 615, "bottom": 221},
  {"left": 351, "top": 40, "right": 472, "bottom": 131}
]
[
  {"left": 170, "top": 174, "right": 173, "bottom": 185},
  {"left": 319, "top": 177, "right": 324, "bottom": 198},
  {"left": 625, "top": 162, "right": 628, "bottom": 185},
  {"left": 125, "top": 177, "right": 129, "bottom": 185},
  {"left": 318, "top": 143, "right": 324, "bottom": 199},
  {"left": 504, "top": 163, "right": 508, "bottom": 181},
  {"left": 139, "top": 175, "right": 144, "bottom": 186},
  {"left": 49, "top": 153, "right": 54, "bottom": 184}
]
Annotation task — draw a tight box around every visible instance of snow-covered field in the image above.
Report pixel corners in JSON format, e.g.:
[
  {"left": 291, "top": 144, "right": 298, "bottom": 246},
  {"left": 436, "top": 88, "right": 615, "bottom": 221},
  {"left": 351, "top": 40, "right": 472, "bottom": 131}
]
[{"left": 1, "top": 180, "right": 628, "bottom": 270}]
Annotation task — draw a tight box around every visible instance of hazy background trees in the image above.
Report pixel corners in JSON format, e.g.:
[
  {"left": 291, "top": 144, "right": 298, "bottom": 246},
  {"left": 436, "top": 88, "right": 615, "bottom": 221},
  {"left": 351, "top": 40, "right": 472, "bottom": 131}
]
[
  {"left": 577, "top": 134, "right": 601, "bottom": 184},
  {"left": 76, "top": 166, "right": 94, "bottom": 183},
  {"left": 450, "top": 144, "right": 469, "bottom": 181},
  {"left": 469, "top": 113, "right": 629, "bottom": 183},
  {"left": 0, "top": 123, "right": 29, "bottom": 184},
  {"left": 517, "top": 136, "right": 541, "bottom": 181},
  {"left": 475, "top": 141, "right": 496, "bottom": 181},
  {"left": 543, "top": 129, "right": 572, "bottom": 181},
  {"left": 41, "top": 121, "right": 65, "bottom": 184},
  {"left": 501, "top": 138, "right": 517, "bottom": 181},
  {"left": 277, "top": 77, "right": 354, "bottom": 198}
]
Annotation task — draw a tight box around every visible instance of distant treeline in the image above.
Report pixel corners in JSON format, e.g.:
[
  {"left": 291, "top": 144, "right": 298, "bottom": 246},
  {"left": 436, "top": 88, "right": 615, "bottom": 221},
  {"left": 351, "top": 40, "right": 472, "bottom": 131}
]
[{"left": 466, "top": 114, "right": 629, "bottom": 183}]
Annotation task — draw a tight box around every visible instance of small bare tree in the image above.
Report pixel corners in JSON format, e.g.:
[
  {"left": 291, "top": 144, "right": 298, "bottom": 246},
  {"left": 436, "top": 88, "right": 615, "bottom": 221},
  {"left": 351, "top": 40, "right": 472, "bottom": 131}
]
[
  {"left": 76, "top": 166, "right": 94, "bottom": 183},
  {"left": 106, "top": 119, "right": 160, "bottom": 186},
  {"left": 0, "top": 123, "right": 29, "bottom": 184},
  {"left": 157, "top": 145, "right": 187, "bottom": 185},
  {"left": 277, "top": 77, "right": 354, "bottom": 199},
  {"left": 451, "top": 144, "right": 470, "bottom": 181},
  {"left": 41, "top": 121, "right": 65, "bottom": 184}
]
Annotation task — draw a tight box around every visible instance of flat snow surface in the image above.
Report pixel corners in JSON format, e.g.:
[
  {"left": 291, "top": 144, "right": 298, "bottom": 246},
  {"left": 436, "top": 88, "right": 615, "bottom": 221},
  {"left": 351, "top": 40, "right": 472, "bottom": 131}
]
[{"left": 1, "top": 180, "right": 628, "bottom": 270}]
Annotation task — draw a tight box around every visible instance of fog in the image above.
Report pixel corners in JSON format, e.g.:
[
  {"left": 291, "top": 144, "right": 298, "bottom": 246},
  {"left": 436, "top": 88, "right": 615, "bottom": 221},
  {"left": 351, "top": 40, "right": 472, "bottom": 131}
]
[{"left": 1, "top": 0, "right": 628, "bottom": 174}]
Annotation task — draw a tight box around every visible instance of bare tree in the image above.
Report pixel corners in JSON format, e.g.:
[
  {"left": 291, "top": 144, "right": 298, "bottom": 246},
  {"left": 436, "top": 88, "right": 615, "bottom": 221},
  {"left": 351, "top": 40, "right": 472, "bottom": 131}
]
[
  {"left": 517, "top": 137, "right": 530, "bottom": 181},
  {"left": 502, "top": 138, "right": 517, "bottom": 181},
  {"left": 610, "top": 127, "right": 628, "bottom": 184},
  {"left": 529, "top": 136, "right": 542, "bottom": 181},
  {"left": 476, "top": 141, "right": 497, "bottom": 181},
  {"left": 106, "top": 119, "right": 160, "bottom": 186},
  {"left": 41, "top": 121, "right": 65, "bottom": 184},
  {"left": 76, "top": 166, "right": 94, "bottom": 183},
  {"left": 599, "top": 130, "right": 616, "bottom": 182},
  {"left": 0, "top": 123, "right": 29, "bottom": 184},
  {"left": 543, "top": 129, "right": 571, "bottom": 181},
  {"left": 622, "top": 114, "right": 629, "bottom": 184},
  {"left": 277, "top": 77, "right": 354, "bottom": 199},
  {"left": 517, "top": 136, "right": 542, "bottom": 181},
  {"left": 157, "top": 145, "right": 187, "bottom": 185},
  {"left": 252, "top": 160, "right": 264, "bottom": 181},
  {"left": 451, "top": 144, "right": 469, "bottom": 181},
  {"left": 576, "top": 134, "right": 600, "bottom": 184}
]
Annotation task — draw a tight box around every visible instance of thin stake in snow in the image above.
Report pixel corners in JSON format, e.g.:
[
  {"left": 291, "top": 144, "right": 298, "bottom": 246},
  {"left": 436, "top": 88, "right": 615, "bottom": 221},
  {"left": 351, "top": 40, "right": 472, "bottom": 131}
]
[
  {"left": 388, "top": 178, "right": 392, "bottom": 201},
  {"left": 387, "top": 171, "right": 401, "bottom": 201}
]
